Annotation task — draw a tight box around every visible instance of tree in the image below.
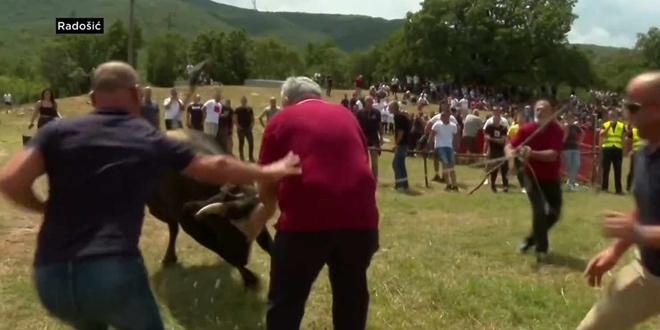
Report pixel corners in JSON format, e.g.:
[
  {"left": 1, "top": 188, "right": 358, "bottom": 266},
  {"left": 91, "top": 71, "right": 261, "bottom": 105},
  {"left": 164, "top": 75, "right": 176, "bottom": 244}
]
[
  {"left": 104, "top": 19, "right": 144, "bottom": 63},
  {"left": 635, "top": 27, "right": 660, "bottom": 69},
  {"left": 189, "top": 31, "right": 230, "bottom": 83},
  {"left": 146, "top": 33, "right": 187, "bottom": 87},
  {"left": 251, "top": 36, "right": 303, "bottom": 79},
  {"left": 226, "top": 29, "right": 253, "bottom": 84}
]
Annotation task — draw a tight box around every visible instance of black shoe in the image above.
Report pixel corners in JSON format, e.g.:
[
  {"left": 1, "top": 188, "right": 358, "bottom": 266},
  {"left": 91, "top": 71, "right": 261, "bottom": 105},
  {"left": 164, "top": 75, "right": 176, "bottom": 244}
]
[
  {"left": 518, "top": 241, "right": 534, "bottom": 254},
  {"left": 445, "top": 185, "right": 452, "bottom": 191},
  {"left": 503, "top": 186, "right": 509, "bottom": 193},
  {"left": 491, "top": 186, "right": 497, "bottom": 193},
  {"left": 452, "top": 185, "right": 459, "bottom": 192},
  {"left": 432, "top": 175, "right": 442, "bottom": 182}
]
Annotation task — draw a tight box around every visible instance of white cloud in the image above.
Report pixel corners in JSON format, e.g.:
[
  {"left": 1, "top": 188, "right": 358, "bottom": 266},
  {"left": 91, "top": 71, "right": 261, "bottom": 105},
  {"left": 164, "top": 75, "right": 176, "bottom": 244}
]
[{"left": 213, "top": 0, "right": 657, "bottom": 47}]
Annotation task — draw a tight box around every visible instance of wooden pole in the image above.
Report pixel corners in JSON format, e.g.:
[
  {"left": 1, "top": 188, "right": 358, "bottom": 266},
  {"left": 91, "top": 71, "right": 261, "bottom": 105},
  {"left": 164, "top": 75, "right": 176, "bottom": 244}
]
[{"left": 128, "top": 0, "right": 136, "bottom": 68}]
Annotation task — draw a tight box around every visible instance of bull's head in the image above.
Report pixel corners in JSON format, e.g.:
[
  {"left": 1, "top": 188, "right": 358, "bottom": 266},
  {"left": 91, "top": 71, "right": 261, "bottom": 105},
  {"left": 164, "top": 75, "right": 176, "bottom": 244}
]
[{"left": 183, "top": 184, "right": 260, "bottom": 227}]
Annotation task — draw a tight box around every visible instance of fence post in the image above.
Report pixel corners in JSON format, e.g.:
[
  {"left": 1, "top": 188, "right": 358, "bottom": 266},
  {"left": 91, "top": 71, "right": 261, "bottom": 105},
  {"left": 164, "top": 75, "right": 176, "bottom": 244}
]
[{"left": 591, "top": 114, "right": 599, "bottom": 193}]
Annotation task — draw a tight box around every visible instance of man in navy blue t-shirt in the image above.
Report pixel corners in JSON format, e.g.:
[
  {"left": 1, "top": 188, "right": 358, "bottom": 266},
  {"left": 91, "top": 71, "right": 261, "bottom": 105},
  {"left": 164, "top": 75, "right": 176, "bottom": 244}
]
[{"left": 0, "top": 61, "right": 301, "bottom": 330}]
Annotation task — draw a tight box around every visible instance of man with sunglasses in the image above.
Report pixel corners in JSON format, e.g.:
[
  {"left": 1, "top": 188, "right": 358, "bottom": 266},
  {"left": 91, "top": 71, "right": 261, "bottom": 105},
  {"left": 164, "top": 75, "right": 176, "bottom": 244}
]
[
  {"left": 578, "top": 72, "right": 660, "bottom": 330},
  {"left": 0, "top": 61, "right": 302, "bottom": 330},
  {"left": 599, "top": 109, "right": 626, "bottom": 194}
]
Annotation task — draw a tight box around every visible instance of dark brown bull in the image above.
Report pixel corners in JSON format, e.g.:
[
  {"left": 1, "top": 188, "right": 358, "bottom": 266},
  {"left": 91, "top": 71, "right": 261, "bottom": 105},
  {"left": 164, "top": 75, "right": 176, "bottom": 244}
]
[{"left": 146, "top": 129, "right": 273, "bottom": 290}]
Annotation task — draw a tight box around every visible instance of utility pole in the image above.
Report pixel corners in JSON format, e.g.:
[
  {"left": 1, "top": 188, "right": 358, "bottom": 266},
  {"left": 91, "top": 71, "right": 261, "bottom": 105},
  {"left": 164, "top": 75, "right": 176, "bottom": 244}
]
[
  {"left": 128, "top": 0, "right": 136, "bottom": 68},
  {"left": 251, "top": 0, "right": 257, "bottom": 10}
]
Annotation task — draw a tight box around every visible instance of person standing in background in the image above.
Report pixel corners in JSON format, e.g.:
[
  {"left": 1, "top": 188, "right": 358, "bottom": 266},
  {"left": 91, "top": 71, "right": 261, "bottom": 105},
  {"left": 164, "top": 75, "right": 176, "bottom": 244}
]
[
  {"left": 562, "top": 112, "right": 583, "bottom": 191},
  {"left": 428, "top": 110, "right": 459, "bottom": 191},
  {"left": 462, "top": 109, "right": 483, "bottom": 155},
  {"left": 355, "top": 75, "right": 363, "bottom": 97},
  {"left": 224, "top": 99, "right": 235, "bottom": 156},
  {"left": 340, "top": 94, "right": 350, "bottom": 109},
  {"left": 234, "top": 96, "right": 255, "bottom": 162},
  {"left": 215, "top": 97, "right": 233, "bottom": 152},
  {"left": 140, "top": 86, "right": 159, "bottom": 129},
  {"left": 626, "top": 123, "right": 643, "bottom": 192},
  {"left": 203, "top": 90, "right": 222, "bottom": 137},
  {"left": 29, "top": 89, "right": 62, "bottom": 130},
  {"left": 185, "top": 94, "right": 204, "bottom": 131},
  {"left": 508, "top": 112, "right": 528, "bottom": 193},
  {"left": 326, "top": 74, "right": 333, "bottom": 97},
  {"left": 3, "top": 92, "right": 12, "bottom": 113},
  {"left": 258, "top": 97, "right": 280, "bottom": 129},
  {"left": 163, "top": 88, "right": 183, "bottom": 130},
  {"left": 484, "top": 115, "right": 509, "bottom": 193},
  {"left": 356, "top": 96, "right": 383, "bottom": 180},
  {"left": 599, "top": 109, "right": 626, "bottom": 194},
  {"left": 390, "top": 101, "right": 410, "bottom": 191}
]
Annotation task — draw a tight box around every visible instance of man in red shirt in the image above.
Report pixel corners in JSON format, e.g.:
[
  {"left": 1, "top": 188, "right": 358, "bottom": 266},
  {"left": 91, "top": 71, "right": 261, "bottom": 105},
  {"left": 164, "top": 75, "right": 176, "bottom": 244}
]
[
  {"left": 355, "top": 75, "right": 363, "bottom": 97},
  {"left": 506, "top": 100, "right": 564, "bottom": 259},
  {"left": 253, "top": 76, "right": 379, "bottom": 330}
]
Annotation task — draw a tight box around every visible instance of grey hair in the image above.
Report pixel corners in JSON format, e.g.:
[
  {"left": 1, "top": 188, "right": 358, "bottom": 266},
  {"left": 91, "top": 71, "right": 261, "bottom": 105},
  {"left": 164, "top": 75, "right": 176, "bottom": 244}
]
[{"left": 281, "top": 77, "right": 322, "bottom": 103}]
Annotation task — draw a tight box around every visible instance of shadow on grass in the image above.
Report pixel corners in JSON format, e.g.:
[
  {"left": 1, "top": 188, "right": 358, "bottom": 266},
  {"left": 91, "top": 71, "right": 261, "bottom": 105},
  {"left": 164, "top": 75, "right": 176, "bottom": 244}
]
[
  {"left": 151, "top": 263, "right": 266, "bottom": 330},
  {"left": 535, "top": 253, "right": 588, "bottom": 272}
]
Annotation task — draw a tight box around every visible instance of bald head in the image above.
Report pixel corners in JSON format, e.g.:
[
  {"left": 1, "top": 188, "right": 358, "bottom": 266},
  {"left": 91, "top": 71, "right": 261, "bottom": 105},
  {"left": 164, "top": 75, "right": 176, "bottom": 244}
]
[
  {"left": 92, "top": 62, "right": 138, "bottom": 93},
  {"left": 626, "top": 72, "right": 660, "bottom": 143},
  {"left": 90, "top": 61, "right": 141, "bottom": 115}
]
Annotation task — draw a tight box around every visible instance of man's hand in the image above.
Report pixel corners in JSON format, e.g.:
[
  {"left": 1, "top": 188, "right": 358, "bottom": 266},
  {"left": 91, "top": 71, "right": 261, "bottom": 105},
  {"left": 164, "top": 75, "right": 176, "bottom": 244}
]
[
  {"left": 28, "top": 123, "right": 34, "bottom": 129},
  {"left": 583, "top": 247, "right": 621, "bottom": 287},
  {"left": 602, "top": 210, "right": 636, "bottom": 241},
  {"left": 260, "top": 151, "right": 302, "bottom": 183}
]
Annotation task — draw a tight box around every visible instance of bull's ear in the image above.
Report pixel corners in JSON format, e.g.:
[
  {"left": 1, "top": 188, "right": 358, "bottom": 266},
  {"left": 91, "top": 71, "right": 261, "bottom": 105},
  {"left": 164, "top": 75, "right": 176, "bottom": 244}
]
[{"left": 194, "top": 202, "right": 227, "bottom": 220}]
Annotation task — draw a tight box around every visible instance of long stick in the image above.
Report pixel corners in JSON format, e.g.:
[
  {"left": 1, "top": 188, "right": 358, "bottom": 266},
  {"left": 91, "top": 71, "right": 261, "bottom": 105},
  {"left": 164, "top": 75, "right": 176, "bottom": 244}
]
[
  {"left": 423, "top": 154, "right": 429, "bottom": 188},
  {"left": 468, "top": 109, "right": 564, "bottom": 196}
]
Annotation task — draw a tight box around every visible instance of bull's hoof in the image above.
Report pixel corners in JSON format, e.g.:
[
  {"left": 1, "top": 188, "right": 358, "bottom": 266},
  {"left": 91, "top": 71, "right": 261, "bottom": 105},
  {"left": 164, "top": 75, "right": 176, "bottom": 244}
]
[
  {"left": 161, "top": 256, "right": 178, "bottom": 265},
  {"left": 240, "top": 268, "right": 261, "bottom": 292}
]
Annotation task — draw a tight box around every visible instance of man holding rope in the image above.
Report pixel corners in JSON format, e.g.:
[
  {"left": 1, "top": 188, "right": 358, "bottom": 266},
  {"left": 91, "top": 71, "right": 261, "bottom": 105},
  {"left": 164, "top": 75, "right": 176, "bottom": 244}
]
[
  {"left": 577, "top": 72, "right": 660, "bottom": 330},
  {"left": 507, "top": 100, "right": 564, "bottom": 259}
]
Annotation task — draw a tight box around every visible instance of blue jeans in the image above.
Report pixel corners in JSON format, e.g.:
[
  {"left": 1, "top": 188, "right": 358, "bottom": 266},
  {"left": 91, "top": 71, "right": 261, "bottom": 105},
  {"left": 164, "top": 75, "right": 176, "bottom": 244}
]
[
  {"left": 562, "top": 149, "right": 580, "bottom": 187},
  {"left": 34, "top": 256, "right": 164, "bottom": 330},
  {"left": 392, "top": 145, "right": 409, "bottom": 189}
]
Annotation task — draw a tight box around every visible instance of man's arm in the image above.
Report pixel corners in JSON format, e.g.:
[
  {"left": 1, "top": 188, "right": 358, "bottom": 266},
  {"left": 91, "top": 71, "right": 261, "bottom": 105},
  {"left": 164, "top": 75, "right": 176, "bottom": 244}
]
[
  {"left": 249, "top": 108, "right": 255, "bottom": 130},
  {"left": 258, "top": 109, "right": 267, "bottom": 128},
  {"left": 164, "top": 98, "right": 172, "bottom": 108},
  {"left": 0, "top": 148, "right": 47, "bottom": 213}
]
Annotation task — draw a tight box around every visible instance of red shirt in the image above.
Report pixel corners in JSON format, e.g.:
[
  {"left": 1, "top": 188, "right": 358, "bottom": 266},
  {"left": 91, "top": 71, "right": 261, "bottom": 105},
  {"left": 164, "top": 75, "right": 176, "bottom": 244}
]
[
  {"left": 259, "top": 99, "right": 379, "bottom": 232},
  {"left": 355, "top": 77, "right": 363, "bottom": 88},
  {"left": 509, "top": 121, "right": 563, "bottom": 180}
]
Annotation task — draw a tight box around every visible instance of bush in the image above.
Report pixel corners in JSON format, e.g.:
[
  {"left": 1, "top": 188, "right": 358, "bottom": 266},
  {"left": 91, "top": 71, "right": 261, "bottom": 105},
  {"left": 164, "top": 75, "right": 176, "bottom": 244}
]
[{"left": 0, "top": 75, "right": 45, "bottom": 105}]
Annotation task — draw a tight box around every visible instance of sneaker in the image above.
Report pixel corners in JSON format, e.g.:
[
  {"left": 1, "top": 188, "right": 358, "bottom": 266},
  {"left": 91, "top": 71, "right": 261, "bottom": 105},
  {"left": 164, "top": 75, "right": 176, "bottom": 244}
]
[
  {"left": 491, "top": 186, "right": 497, "bottom": 193},
  {"left": 503, "top": 186, "right": 509, "bottom": 193},
  {"left": 518, "top": 240, "right": 534, "bottom": 254},
  {"left": 521, "top": 188, "right": 527, "bottom": 194},
  {"left": 536, "top": 252, "right": 550, "bottom": 263},
  {"left": 432, "top": 174, "right": 442, "bottom": 182},
  {"left": 451, "top": 185, "right": 459, "bottom": 192},
  {"left": 484, "top": 179, "right": 489, "bottom": 185},
  {"left": 445, "top": 185, "right": 452, "bottom": 191}
]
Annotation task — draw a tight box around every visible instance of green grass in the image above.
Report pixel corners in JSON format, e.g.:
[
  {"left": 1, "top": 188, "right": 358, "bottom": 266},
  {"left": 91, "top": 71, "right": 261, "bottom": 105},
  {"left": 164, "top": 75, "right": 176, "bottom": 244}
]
[{"left": 0, "top": 86, "right": 655, "bottom": 330}]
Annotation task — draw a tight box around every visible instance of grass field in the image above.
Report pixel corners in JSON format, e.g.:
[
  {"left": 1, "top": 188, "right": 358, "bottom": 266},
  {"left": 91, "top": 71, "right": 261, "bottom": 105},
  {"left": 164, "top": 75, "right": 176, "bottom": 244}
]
[{"left": 0, "top": 86, "right": 651, "bottom": 330}]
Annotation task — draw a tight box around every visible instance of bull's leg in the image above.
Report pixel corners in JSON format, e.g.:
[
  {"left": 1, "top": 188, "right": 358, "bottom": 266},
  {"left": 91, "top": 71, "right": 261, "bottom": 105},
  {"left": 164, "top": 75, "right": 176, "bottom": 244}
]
[
  {"left": 237, "top": 266, "right": 260, "bottom": 291},
  {"left": 256, "top": 230, "right": 274, "bottom": 256},
  {"left": 162, "top": 221, "right": 180, "bottom": 265}
]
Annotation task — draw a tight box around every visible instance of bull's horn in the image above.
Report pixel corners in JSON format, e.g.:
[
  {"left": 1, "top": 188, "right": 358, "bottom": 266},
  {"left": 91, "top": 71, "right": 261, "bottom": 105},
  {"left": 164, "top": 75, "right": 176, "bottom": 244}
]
[
  {"left": 195, "top": 202, "right": 227, "bottom": 220},
  {"left": 227, "top": 192, "right": 244, "bottom": 198}
]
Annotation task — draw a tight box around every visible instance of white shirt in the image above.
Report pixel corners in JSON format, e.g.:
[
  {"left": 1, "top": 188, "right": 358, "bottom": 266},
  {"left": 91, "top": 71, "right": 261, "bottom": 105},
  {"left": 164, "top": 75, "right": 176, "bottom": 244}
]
[
  {"left": 163, "top": 97, "right": 183, "bottom": 120},
  {"left": 432, "top": 121, "right": 457, "bottom": 148},
  {"left": 3, "top": 94, "right": 11, "bottom": 102},
  {"left": 430, "top": 114, "right": 457, "bottom": 126},
  {"left": 391, "top": 77, "right": 399, "bottom": 85},
  {"left": 450, "top": 98, "right": 458, "bottom": 109},
  {"left": 203, "top": 99, "right": 222, "bottom": 123},
  {"left": 483, "top": 116, "right": 510, "bottom": 130},
  {"left": 186, "top": 64, "right": 194, "bottom": 75}
]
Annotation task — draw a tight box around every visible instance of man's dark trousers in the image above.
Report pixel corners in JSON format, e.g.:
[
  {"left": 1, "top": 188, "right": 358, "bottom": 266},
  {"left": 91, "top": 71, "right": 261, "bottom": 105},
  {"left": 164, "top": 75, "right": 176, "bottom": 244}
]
[
  {"left": 600, "top": 147, "right": 623, "bottom": 193},
  {"left": 237, "top": 129, "right": 254, "bottom": 161},
  {"left": 523, "top": 178, "right": 563, "bottom": 253},
  {"left": 266, "top": 230, "right": 379, "bottom": 330}
]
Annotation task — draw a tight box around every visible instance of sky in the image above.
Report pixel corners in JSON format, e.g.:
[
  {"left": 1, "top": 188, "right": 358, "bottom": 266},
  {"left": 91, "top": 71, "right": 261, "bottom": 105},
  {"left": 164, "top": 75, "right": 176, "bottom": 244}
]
[{"left": 213, "top": 0, "right": 659, "bottom": 48}]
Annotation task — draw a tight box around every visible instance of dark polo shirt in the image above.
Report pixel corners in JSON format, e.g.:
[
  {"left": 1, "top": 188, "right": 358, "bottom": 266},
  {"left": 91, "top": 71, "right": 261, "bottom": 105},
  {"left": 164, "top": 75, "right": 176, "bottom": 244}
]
[
  {"left": 633, "top": 146, "right": 660, "bottom": 276},
  {"left": 28, "top": 108, "right": 196, "bottom": 266},
  {"left": 259, "top": 99, "right": 379, "bottom": 232}
]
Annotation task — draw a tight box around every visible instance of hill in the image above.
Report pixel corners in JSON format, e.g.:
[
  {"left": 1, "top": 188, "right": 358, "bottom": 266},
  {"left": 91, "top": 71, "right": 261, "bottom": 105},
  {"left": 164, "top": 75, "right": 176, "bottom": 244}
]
[{"left": 0, "top": 0, "right": 402, "bottom": 64}]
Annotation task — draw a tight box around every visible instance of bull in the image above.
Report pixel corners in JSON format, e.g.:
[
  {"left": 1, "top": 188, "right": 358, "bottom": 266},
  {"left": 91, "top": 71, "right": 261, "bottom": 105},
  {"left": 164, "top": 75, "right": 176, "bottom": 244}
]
[{"left": 147, "top": 129, "right": 273, "bottom": 290}]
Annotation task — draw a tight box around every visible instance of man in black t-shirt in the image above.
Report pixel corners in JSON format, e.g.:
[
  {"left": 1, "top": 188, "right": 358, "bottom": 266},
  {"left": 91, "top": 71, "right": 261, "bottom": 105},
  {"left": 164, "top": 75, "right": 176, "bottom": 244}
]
[
  {"left": 356, "top": 96, "right": 383, "bottom": 179},
  {"left": 340, "top": 94, "right": 350, "bottom": 109},
  {"left": 215, "top": 98, "right": 233, "bottom": 152},
  {"left": 233, "top": 96, "right": 255, "bottom": 162},
  {"left": 186, "top": 94, "right": 204, "bottom": 131},
  {"left": 390, "top": 102, "right": 410, "bottom": 190},
  {"left": 484, "top": 116, "right": 509, "bottom": 192},
  {"left": 222, "top": 99, "right": 235, "bottom": 156}
]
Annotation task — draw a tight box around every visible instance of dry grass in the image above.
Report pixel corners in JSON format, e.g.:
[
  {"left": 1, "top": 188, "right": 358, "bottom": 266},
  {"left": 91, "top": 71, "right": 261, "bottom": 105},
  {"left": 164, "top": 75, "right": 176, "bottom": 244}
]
[{"left": 0, "top": 86, "right": 652, "bottom": 330}]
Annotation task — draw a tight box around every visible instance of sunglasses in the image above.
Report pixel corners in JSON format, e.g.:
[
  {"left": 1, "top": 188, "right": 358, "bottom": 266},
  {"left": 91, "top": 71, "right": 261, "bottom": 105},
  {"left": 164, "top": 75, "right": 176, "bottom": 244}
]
[{"left": 623, "top": 100, "right": 641, "bottom": 115}]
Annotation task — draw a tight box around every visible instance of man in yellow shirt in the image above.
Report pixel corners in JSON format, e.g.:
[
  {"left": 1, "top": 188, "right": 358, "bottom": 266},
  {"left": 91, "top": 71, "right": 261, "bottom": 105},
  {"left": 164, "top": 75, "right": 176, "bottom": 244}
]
[
  {"left": 508, "top": 112, "right": 527, "bottom": 193},
  {"left": 599, "top": 109, "right": 626, "bottom": 194}
]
